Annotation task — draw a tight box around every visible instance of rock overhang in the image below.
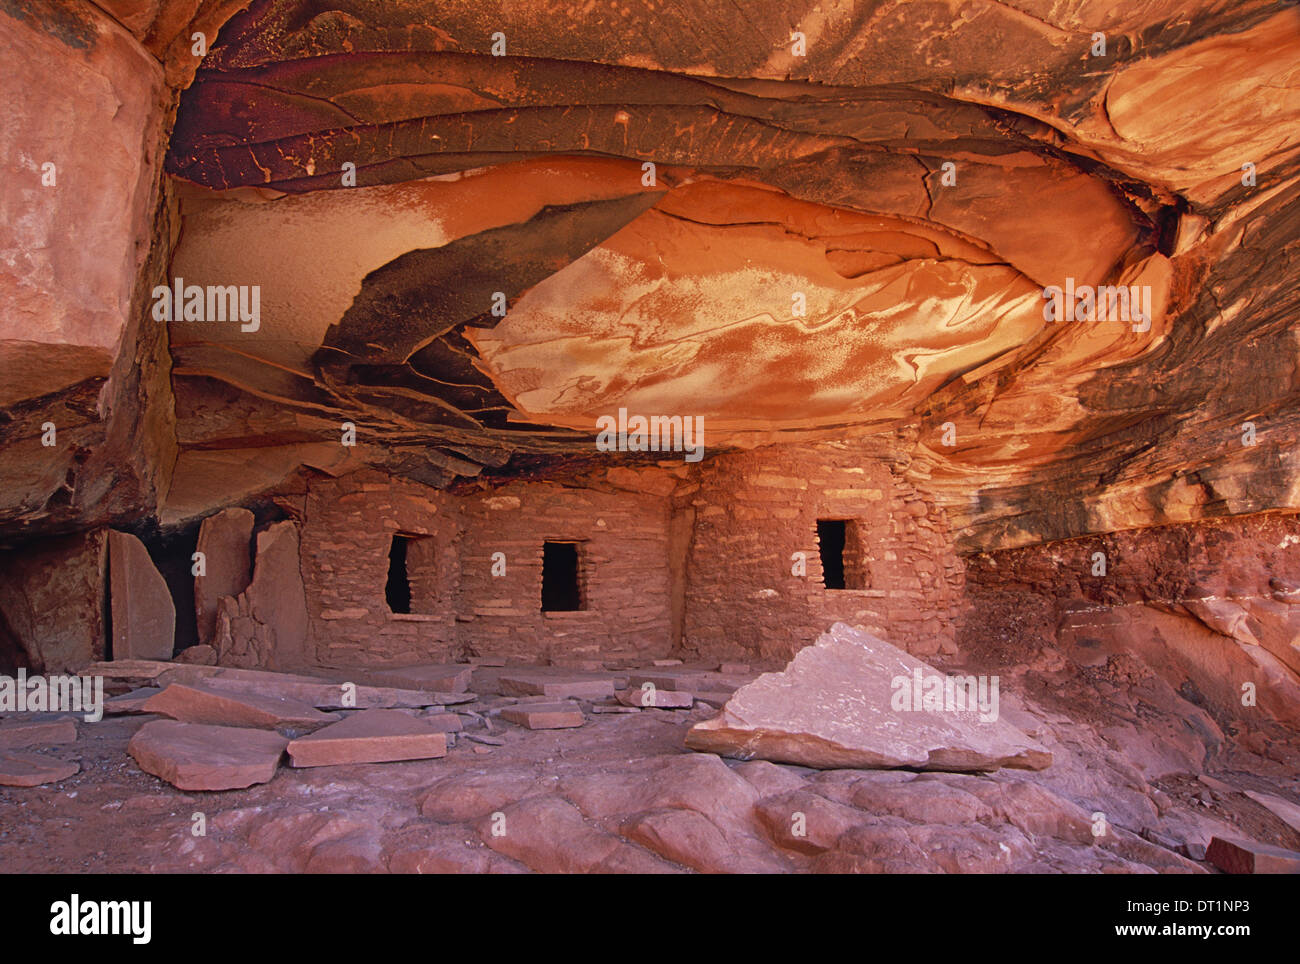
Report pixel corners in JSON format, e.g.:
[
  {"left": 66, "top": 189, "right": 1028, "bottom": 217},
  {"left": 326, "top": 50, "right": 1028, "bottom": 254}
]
[{"left": 1, "top": 0, "right": 1297, "bottom": 551}]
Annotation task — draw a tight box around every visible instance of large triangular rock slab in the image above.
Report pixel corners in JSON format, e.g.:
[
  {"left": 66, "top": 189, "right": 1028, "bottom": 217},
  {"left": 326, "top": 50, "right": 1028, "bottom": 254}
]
[
  {"left": 128, "top": 720, "right": 288, "bottom": 790},
  {"left": 143, "top": 682, "right": 336, "bottom": 729},
  {"left": 686, "top": 623, "right": 1051, "bottom": 772},
  {"left": 287, "top": 709, "right": 447, "bottom": 767}
]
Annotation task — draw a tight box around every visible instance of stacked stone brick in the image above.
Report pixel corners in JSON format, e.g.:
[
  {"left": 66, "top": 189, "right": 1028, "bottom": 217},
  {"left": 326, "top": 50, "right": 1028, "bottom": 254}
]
[{"left": 295, "top": 440, "right": 964, "bottom": 667}]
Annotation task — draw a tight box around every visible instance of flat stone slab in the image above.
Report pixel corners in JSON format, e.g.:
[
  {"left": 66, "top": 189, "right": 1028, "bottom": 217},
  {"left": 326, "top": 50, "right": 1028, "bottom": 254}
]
[
  {"left": 199, "top": 674, "right": 475, "bottom": 710},
  {"left": 175, "top": 645, "right": 217, "bottom": 665},
  {"left": 369, "top": 664, "right": 473, "bottom": 693},
  {"left": 287, "top": 709, "right": 447, "bottom": 767},
  {"left": 686, "top": 622, "right": 1052, "bottom": 772},
  {"left": 1243, "top": 790, "right": 1300, "bottom": 834},
  {"left": 693, "top": 692, "right": 734, "bottom": 709},
  {"left": 83, "top": 659, "right": 174, "bottom": 680},
  {"left": 0, "top": 717, "right": 77, "bottom": 749},
  {"left": 628, "top": 670, "right": 706, "bottom": 691},
  {"left": 421, "top": 712, "right": 464, "bottom": 733},
  {"left": 1206, "top": 836, "right": 1300, "bottom": 874},
  {"left": 629, "top": 670, "right": 744, "bottom": 693},
  {"left": 103, "top": 687, "right": 162, "bottom": 715},
  {"left": 144, "top": 682, "right": 336, "bottom": 729},
  {"left": 499, "top": 701, "right": 585, "bottom": 730},
  {"left": 0, "top": 751, "right": 79, "bottom": 787},
  {"left": 83, "top": 661, "right": 472, "bottom": 708},
  {"left": 498, "top": 671, "right": 615, "bottom": 701},
  {"left": 193, "top": 668, "right": 467, "bottom": 708},
  {"left": 128, "top": 720, "right": 288, "bottom": 790},
  {"left": 617, "top": 686, "right": 694, "bottom": 709},
  {"left": 549, "top": 658, "right": 606, "bottom": 672},
  {"left": 87, "top": 661, "right": 331, "bottom": 684}
]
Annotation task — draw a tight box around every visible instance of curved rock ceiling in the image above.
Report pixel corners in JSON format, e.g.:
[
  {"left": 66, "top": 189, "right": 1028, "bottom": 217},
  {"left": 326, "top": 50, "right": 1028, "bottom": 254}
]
[{"left": 7, "top": 0, "right": 1299, "bottom": 551}]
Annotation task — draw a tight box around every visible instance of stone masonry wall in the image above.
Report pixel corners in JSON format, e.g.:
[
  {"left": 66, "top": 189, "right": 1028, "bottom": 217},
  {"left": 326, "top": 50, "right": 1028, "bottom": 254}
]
[
  {"left": 300, "top": 471, "right": 460, "bottom": 667},
  {"left": 680, "top": 442, "right": 964, "bottom": 663},
  {"left": 296, "top": 442, "right": 963, "bottom": 667},
  {"left": 299, "top": 471, "right": 673, "bottom": 666},
  {"left": 455, "top": 482, "right": 673, "bottom": 663}
]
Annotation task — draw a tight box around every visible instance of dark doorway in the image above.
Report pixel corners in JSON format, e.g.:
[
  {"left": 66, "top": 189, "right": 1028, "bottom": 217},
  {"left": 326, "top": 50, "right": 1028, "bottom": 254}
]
[
  {"left": 817, "top": 519, "right": 847, "bottom": 589},
  {"left": 541, "top": 541, "right": 582, "bottom": 611},
  {"left": 386, "top": 535, "right": 412, "bottom": 614}
]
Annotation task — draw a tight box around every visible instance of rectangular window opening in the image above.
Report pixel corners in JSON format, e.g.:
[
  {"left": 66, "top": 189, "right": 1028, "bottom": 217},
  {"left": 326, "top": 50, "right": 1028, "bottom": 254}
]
[
  {"left": 386, "top": 535, "right": 413, "bottom": 614},
  {"left": 817, "top": 519, "right": 847, "bottom": 590},
  {"left": 817, "top": 519, "right": 869, "bottom": 590},
  {"left": 387, "top": 533, "right": 438, "bottom": 615},
  {"left": 542, "top": 541, "right": 583, "bottom": 612}
]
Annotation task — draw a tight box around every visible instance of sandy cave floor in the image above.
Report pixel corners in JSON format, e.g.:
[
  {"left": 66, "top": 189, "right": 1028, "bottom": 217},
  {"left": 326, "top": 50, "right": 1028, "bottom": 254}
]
[{"left": 2, "top": 657, "right": 1298, "bottom": 875}]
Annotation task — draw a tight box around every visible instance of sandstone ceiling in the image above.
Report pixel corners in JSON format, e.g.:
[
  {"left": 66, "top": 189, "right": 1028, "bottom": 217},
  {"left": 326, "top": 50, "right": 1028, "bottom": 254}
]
[{"left": 3, "top": 0, "right": 1299, "bottom": 551}]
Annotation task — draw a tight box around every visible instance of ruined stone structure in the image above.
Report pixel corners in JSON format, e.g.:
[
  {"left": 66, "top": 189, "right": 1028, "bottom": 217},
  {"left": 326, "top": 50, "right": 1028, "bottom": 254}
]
[{"left": 184, "top": 440, "right": 961, "bottom": 670}]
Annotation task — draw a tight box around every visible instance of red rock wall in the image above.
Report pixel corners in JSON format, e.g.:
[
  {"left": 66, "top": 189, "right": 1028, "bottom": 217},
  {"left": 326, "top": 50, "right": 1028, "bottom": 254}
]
[
  {"left": 0, "top": 530, "right": 107, "bottom": 673},
  {"left": 679, "top": 443, "right": 964, "bottom": 663},
  {"left": 960, "top": 512, "right": 1300, "bottom": 723},
  {"left": 962, "top": 513, "right": 1300, "bottom": 605},
  {"left": 1, "top": 3, "right": 164, "bottom": 402},
  {"left": 0, "top": 3, "right": 179, "bottom": 537}
]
